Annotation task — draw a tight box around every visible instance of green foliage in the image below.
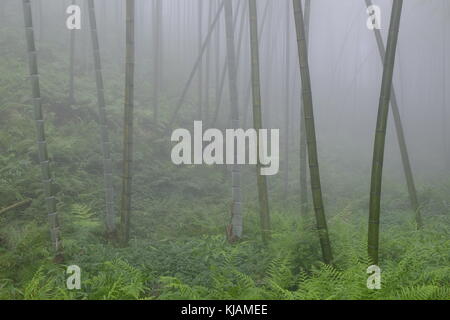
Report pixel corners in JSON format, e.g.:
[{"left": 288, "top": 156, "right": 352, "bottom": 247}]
[{"left": 0, "top": 17, "right": 448, "bottom": 301}]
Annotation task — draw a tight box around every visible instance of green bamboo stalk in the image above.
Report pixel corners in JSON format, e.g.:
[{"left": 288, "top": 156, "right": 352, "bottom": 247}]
[
  {"left": 248, "top": 0, "right": 271, "bottom": 243},
  {"left": 368, "top": 0, "right": 404, "bottom": 265},
  {"left": 241, "top": 1, "right": 272, "bottom": 128},
  {"left": 22, "top": 0, "right": 62, "bottom": 258},
  {"left": 68, "top": 0, "right": 76, "bottom": 105},
  {"left": 224, "top": 0, "right": 242, "bottom": 240},
  {"left": 197, "top": 0, "right": 204, "bottom": 120},
  {"left": 365, "top": 0, "right": 422, "bottom": 229},
  {"left": 283, "top": 0, "right": 291, "bottom": 199},
  {"left": 292, "top": 0, "right": 332, "bottom": 264},
  {"left": 204, "top": 1, "right": 213, "bottom": 123},
  {"left": 120, "top": 0, "right": 135, "bottom": 245},
  {"left": 299, "top": 0, "right": 311, "bottom": 217},
  {"left": 442, "top": 0, "right": 449, "bottom": 172},
  {"left": 152, "top": 0, "right": 162, "bottom": 123},
  {"left": 87, "top": 0, "right": 116, "bottom": 235}
]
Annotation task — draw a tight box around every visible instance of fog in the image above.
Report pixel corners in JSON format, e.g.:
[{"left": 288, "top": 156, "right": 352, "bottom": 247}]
[{"left": 1, "top": 0, "right": 448, "bottom": 206}]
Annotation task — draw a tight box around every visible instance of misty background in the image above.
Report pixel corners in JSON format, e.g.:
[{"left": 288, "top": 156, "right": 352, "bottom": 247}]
[{"left": 0, "top": 0, "right": 449, "bottom": 232}]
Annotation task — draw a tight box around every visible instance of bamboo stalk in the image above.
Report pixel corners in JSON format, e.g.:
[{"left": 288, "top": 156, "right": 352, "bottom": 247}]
[
  {"left": 368, "top": 0, "right": 404, "bottom": 265},
  {"left": 22, "top": 0, "right": 62, "bottom": 257},
  {"left": 0, "top": 199, "right": 32, "bottom": 215},
  {"left": 365, "top": 0, "right": 422, "bottom": 229},
  {"left": 87, "top": 0, "right": 116, "bottom": 235},
  {"left": 167, "top": 1, "right": 225, "bottom": 130},
  {"left": 299, "top": 0, "right": 311, "bottom": 217},
  {"left": 292, "top": 0, "right": 332, "bottom": 264},
  {"left": 224, "top": 0, "right": 242, "bottom": 240},
  {"left": 152, "top": 0, "right": 162, "bottom": 123},
  {"left": 68, "top": 0, "right": 76, "bottom": 105},
  {"left": 283, "top": 0, "right": 291, "bottom": 199},
  {"left": 248, "top": 0, "right": 271, "bottom": 243},
  {"left": 120, "top": 0, "right": 135, "bottom": 245},
  {"left": 209, "top": 1, "right": 247, "bottom": 128}
]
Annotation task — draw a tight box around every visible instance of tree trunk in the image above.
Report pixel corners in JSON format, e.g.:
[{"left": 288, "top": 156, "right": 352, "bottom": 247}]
[
  {"left": 120, "top": 0, "right": 135, "bottom": 245},
  {"left": 292, "top": 0, "right": 332, "bottom": 264},
  {"left": 22, "top": 0, "right": 63, "bottom": 258},
  {"left": 224, "top": 0, "right": 242, "bottom": 240},
  {"left": 248, "top": 0, "right": 271, "bottom": 243},
  {"left": 368, "top": 0, "right": 404, "bottom": 265},
  {"left": 87, "top": 0, "right": 116, "bottom": 235},
  {"left": 365, "top": 0, "right": 422, "bottom": 229}
]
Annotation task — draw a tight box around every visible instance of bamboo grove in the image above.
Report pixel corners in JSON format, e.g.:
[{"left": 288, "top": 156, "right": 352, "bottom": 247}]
[{"left": 2, "top": 0, "right": 447, "bottom": 296}]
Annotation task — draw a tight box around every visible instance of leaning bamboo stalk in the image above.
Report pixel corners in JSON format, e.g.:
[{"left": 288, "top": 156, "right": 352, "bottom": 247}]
[
  {"left": 368, "top": 0, "right": 404, "bottom": 265},
  {"left": 120, "top": 0, "right": 135, "bottom": 245},
  {"left": 365, "top": 0, "right": 422, "bottom": 229},
  {"left": 210, "top": 0, "right": 247, "bottom": 127},
  {"left": 248, "top": 0, "right": 271, "bottom": 243},
  {"left": 0, "top": 199, "right": 32, "bottom": 215},
  {"left": 167, "top": 1, "right": 225, "bottom": 130},
  {"left": 87, "top": 0, "right": 116, "bottom": 235},
  {"left": 22, "top": 0, "right": 62, "bottom": 257},
  {"left": 292, "top": 0, "right": 332, "bottom": 264}
]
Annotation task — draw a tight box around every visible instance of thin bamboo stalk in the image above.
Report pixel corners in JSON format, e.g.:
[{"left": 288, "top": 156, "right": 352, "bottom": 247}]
[
  {"left": 87, "top": 0, "right": 116, "bottom": 235},
  {"left": 224, "top": 0, "right": 242, "bottom": 240},
  {"left": 249, "top": 0, "right": 271, "bottom": 243},
  {"left": 299, "top": 0, "right": 311, "bottom": 217},
  {"left": 292, "top": 0, "right": 332, "bottom": 264},
  {"left": 120, "top": 0, "right": 135, "bottom": 245}
]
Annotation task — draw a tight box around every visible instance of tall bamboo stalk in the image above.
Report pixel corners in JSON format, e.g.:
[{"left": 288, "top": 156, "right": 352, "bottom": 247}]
[
  {"left": 283, "top": 0, "right": 292, "bottom": 198},
  {"left": 22, "top": 0, "right": 62, "bottom": 258},
  {"left": 120, "top": 0, "right": 135, "bottom": 245},
  {"left": 224, "top": 0, "right": 242, "bottom": 240},
  {"left": 292, "top": 0, "right": 332, "bottom": 264},
  {"left": 68, "top": 0, "right": 76, "bottom": 105},
  {"left": 249, "top": 0, "right": 271, "bottom": 243},
  {"left": 204, "top": 1, "right": 213, "bottom": 122},
  {"left": 299, "top": 0, "right": 311, "bottom": 217},
  {"left": 443, "top": 0, "right": 449, "bottom": 171},
  {"left": 365, "top": 0, "right": 422, "bottom": 229},
  {"left": 152, "top": 0, "right": 162, "bottom": 123},
  {"left": 87, "top": 0, "right": 116, "bottom": 235},
  {"left": 368, "top": 0, "right": 404, "bottom": 265},
  {"left": 210, "top": 0, "right": 246, "bottom": 127},
  {"left": 241, "top": 1, "right": 271, "bottom": 128},
  {"left": 197, "top": 0, "right": 204, "bottom": 120}
]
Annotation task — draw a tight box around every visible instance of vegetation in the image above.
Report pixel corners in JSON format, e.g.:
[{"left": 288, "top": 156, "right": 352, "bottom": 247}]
[{"left": 0, "top": 0, "right": 448, "bottom": 300}]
